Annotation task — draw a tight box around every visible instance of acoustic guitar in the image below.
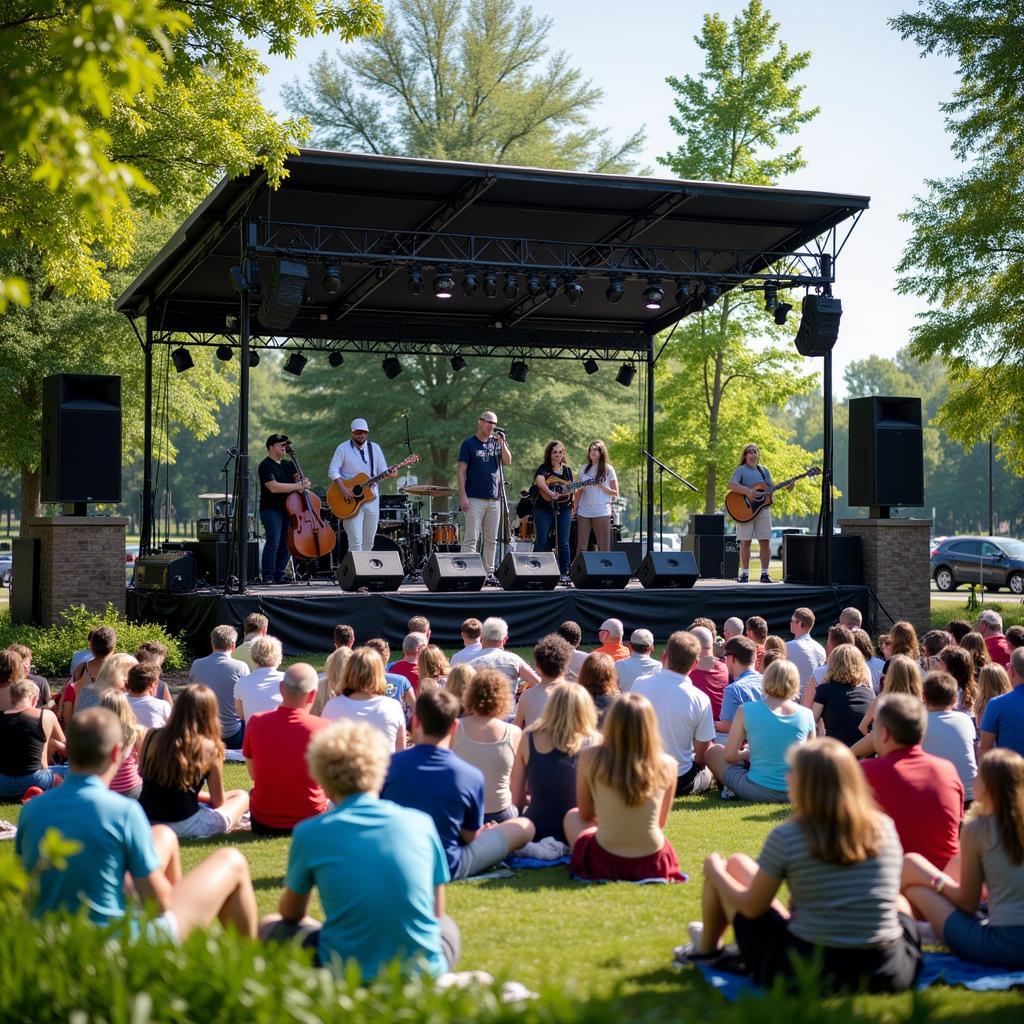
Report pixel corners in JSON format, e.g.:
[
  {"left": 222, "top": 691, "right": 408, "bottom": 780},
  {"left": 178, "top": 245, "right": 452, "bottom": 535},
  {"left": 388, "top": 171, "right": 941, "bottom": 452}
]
[
  {"left": 724, "top": 467, "right": 821, "bottom": 523},
  {"left": 544, "top": 474, "right": 606, "bottom": 501},
  {"left": 327, "top": 454, "right": 421, "bottom": 520}
]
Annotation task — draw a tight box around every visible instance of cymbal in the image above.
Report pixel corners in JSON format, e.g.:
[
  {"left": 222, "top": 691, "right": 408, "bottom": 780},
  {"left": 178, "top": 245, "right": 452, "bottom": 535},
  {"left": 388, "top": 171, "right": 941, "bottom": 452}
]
[
  {"left": 401, "top": 484, "right": 454, "bottom": 497},
  {"left": 197, "top": 492, "right": 231, "bottom": 501}
]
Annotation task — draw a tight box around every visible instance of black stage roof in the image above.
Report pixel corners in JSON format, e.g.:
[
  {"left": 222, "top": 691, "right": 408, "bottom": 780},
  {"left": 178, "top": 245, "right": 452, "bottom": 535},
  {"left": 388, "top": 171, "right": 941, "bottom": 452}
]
[{"left": 116, "top": 149, "right": 868, "bottom": 356}]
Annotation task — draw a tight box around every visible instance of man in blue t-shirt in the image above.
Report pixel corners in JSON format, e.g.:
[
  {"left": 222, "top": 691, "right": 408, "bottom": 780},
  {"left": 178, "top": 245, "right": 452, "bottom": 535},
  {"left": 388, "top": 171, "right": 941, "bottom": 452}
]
[
  {"left": 457, "top": 410, "right": 511, "bottom": 578},
  {"left": 716, "top": 636, "right": 764, "bottom": 739},
  {"left": 382, "top": 690, "right": 534, "bottom": 878},
  {"left": 16, "top": 708, "right": 257, "bottom": 939},
  {"left": 980, "top": 647, "right": 1024, "bottom": 757}
]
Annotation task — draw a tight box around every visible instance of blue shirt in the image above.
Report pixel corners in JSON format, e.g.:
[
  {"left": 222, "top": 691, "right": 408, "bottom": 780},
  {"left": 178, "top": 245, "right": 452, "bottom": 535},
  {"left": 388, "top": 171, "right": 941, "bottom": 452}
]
[
  {"left": 458, "top": 435, "right": 502, "bottom": 500},
  {"left": 744, "top": 700, "right": 816, "bottom": 791},
  {"left": 383, "top": 672, "right": 412, "bottom": 705},
  {"left": 980, "top": 685, "right": 1024, "bottom": 756},
  {"left": 16, "top": 773, "right": 160, "bottom": 924},
  {"left": 285, "top": 793, "right": 448, "bottom": 979},
  {"left": 382, "top": 745, "right": 484, "bottom": 876},
  {"left": 720, "top": 669, "right": 764, "bottom": 724}
]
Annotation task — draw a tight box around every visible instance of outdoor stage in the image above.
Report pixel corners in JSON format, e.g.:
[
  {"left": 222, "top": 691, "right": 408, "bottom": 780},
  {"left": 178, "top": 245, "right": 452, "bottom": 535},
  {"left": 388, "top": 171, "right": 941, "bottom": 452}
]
[{"left": 127, "top": 578, "right": 870, "bottom": 657}]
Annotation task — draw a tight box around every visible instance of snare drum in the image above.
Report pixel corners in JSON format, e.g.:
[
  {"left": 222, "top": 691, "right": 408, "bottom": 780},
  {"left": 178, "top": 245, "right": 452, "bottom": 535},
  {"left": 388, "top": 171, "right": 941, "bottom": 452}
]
[{"left": 431, "top": 522, "right": 459, "bottom": 546}]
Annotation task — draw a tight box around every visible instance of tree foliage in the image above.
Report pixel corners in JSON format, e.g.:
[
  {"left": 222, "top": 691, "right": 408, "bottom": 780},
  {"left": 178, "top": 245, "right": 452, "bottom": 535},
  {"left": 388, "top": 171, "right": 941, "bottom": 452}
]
[{"left": 891, "top": 1, "right": 1024, "bottom": 471}]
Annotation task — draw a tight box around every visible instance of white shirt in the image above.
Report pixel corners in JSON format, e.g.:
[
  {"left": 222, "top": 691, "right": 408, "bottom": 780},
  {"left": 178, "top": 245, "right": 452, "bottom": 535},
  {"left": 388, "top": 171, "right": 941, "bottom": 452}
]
[
  {"left": 867, "top": 656, "right": 885, "bottom": 693},
  {"left": 328, "top": 439, "right": 389, "bottom": 493},
  {"left": 575, "top": 464, "right": 618, "bottom": 519},
  {"left": 449, "top": 642, "right": 483, "bottom": 667},
  {"left": 633, "top": 668, "right": 715, "bottom": 775},
  {"left": 234, "top": 667, "right": 284, "bottom": 719},
  {"left": 615, "top": 652, "right": 661, "bottom": 693},
  {"left": 566, "top": 648, "right": 588, "bottom": 682},
  {"left": 321, "top": 693, "right": 404, "bottom": 749},
  {"left": 127, "top": 694, "right": 170, "bottom": 729},
  {"left": 923, "top": 709, "right": 978, "bottom": 800},
  {"left": 471, "top": 648, "right": 532, "bottom": 684},
  {"left": 787, "top": 634, "right": 827, "bottom": 695}
]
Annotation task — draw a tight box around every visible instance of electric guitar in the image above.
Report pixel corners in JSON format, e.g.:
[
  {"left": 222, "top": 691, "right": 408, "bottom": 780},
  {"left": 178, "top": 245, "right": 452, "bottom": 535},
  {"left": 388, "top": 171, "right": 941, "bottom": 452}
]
[
  {"left": 327, "top": 454, "right": 421, "bottom": 520},
  {"left": 544, "top": 474, "right": 606, "bottom": 502},
  {"left": 725, "top": 467, "right": 821, "bottom": 523}
]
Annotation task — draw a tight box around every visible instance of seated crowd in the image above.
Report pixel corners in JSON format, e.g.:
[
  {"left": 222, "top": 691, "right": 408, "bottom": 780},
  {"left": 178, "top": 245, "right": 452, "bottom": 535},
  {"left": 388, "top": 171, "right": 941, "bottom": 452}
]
[{"left": 8, "top": 605, "right": 1024, "bottom": 992}]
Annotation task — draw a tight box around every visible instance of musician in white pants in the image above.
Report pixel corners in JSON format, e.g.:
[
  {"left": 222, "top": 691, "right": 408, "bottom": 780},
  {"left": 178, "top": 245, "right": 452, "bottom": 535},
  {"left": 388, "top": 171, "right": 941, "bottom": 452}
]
[
  {"left": 725, "top": 443, "right": 790, "bottom": 584},
  {"left": 328, "top": 418, "right": 394, "bottom": 552}
]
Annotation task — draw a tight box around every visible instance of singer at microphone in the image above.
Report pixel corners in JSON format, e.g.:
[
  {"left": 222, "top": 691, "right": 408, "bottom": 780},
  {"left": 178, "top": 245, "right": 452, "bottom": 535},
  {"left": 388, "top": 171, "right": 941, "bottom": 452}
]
[{"left": 456, "top": 410, "right": 511, "bottom": 581}]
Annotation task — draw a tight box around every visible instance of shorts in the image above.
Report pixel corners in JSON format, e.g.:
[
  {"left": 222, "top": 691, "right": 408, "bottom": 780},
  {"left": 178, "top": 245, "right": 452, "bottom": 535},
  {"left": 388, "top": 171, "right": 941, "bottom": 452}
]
[
  {"left": 129, "top": 910, "right": 181, "bottom": 944},
  {"left": 942, "top": 911, "right": 1024, "bottom": 967},
  {"left": 736, "top": 510, "right": 771, "bottom": 542},
  {"left": 167, "top": 804, "right": 233, "bottom": 839},
  {"left": 569, "top": 828, "right": 686, "bottom": 883},
  {"left": 722, "top": 764, "right": 789, "bottom": 803},
  {"left": 675, "top": 763, "right": 714, "bottom": 796},
  {"left": 452, "top": 826, "right": 511, "bottom": 880}
]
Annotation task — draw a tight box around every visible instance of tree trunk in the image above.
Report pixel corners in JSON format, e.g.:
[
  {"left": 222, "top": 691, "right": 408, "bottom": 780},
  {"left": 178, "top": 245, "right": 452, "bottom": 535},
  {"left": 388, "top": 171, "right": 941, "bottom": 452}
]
[{"left": 20, "top": 464, "right": 41, "bottom": 532}]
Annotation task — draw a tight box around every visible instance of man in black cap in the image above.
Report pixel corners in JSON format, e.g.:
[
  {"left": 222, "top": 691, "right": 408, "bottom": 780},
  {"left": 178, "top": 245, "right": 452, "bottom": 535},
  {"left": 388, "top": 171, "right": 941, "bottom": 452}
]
[{"left": 258, "top": 434, "right": 310, "bottom": 584}]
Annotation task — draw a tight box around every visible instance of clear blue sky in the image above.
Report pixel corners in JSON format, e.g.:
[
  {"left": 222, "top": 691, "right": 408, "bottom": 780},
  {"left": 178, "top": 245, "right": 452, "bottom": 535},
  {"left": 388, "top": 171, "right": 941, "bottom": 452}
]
[{"left": 256, "top": 0, "right": 964, "bottom": 393}]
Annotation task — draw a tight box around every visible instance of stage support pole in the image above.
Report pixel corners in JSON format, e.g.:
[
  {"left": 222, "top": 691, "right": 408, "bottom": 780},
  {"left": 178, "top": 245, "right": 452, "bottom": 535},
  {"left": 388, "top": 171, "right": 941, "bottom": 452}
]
[
  {"left": 235, "top": 222, "right": 254, "bottom": 594},
  {"left": 646, "top": 332, "right": 655, "bottom": 551},
  {"left": 822, "top": 350, "right": 834, "bottom": 583},
  {"left": 141, "top": 319, "right": 154, "bottom": 556}
]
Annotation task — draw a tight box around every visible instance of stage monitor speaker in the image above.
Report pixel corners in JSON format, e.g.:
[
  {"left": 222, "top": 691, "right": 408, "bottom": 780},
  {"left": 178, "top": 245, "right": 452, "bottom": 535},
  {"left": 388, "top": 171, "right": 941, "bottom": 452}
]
[
  {"left": 683, "top": 534, "right": 726, "bottom": 578},
  {"left": 783, "top": 535, "right": 863, "bottom": 585},
  {"left": 794, "top": 294, "right": 843, "bottom": 356},
  {"left": 172, "top": 540, "right": 259, "bottom": 586},
  {"left": 10, "top": 538, "right": 40, "bottom": 625},
  {"left": 423, "top": 552, "right": 487, "bottom": 593},
  {"left": 134, "top": 551, "right": 195, "bottom": 593},
  {"left": 637, "top": 550, "right": 699, "bottom": 589},
  {"left": 688, "top": 513, "right": 725, "bottom": 536},
  {"left": 568, "top": 551, "right": 632, "bottom": 590},
  {"left": 337, "top": 550, "right": 405, "bottom": 592},
  {"left": 258, "top": 259, "right": 309, "bottom": 333},
  {"left": 41, "top": 374, "right": 121, "bottom": 505},
  {"left": 497, "top": 551, "right": 560, "bottom": 591},
  {"left": 848, "top": 396, "right": 924, "bottom": 511}
]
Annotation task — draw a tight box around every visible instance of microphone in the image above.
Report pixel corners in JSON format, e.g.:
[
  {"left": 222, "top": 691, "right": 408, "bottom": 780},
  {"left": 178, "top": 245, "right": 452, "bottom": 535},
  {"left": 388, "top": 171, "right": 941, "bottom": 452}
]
[
  {"left": 226, "top": 446, "right": 239, "bottom": 457},
  {"left": 494, "top": 427, "right": 506, "bottom": 437}
]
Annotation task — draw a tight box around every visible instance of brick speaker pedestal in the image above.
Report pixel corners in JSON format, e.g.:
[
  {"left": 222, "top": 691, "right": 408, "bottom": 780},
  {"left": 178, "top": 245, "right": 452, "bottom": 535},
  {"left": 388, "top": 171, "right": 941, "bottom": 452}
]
[
  {"left": 837, "top": 518, "right": 932, "bottom": 636},
  {"left": 22, "top": 517, "right": 128, "bottom": 625}
]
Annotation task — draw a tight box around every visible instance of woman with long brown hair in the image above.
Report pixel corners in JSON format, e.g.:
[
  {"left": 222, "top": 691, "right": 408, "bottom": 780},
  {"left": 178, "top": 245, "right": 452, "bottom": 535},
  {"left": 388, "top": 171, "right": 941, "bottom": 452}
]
[
  {"left": 574, "top": 439, "right": 618, "bottom": 556},
  {"left": 532, "top": 439, "right": 574, "bottom": 575},
  {"left": 680, "top": 738, "right": 921, "bottom": 993},
  {"left": 577, "top": 651, "right": 620, "bottom": 725}
]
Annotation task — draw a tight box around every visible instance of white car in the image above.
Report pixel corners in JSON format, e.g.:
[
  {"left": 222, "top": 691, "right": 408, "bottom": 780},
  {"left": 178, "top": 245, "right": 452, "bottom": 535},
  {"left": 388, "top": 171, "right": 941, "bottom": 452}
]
[
  {"left": 0, "top": 551, "right": 11, "bottom": 587},
  {"left": 769, "top": 526, "right": 809, "bottom": 559}
]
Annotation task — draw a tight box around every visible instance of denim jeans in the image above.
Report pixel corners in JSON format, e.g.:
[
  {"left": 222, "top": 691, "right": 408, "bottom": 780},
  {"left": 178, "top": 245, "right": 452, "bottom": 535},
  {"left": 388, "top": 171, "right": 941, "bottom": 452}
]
[
  {"left": 0, "top": 765, "right": 68, "bottom": 799},
  {"left": 533, "top": 502, "right": 572, "bottom": 573},
  {"left": 260, "top": 508, "right": 291, "bottom": 582}
]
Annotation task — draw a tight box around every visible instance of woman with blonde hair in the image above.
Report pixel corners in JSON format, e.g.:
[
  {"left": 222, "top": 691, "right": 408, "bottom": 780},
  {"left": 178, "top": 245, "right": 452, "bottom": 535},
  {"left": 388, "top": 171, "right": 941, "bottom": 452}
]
[
  {"left": 140, "top": 684, "right": 249, "bottom": 837},
  {"left": 811, "top": 644, "right": 874, "bottom": 747},
  {"left": 312, "top": 646, "right": 352, "bottom": 717},
  {"left": 416, "top": 645, "right": 450, "bottom": 693},
  {"left": 98, "top": 689, "right": 146, "bottom": 799},
  {"left": 577, "top": 651, "right": 619, "bottom": 725},
  {"left": 564, "top": 692, "right": 684, "bottom": 881},
  {"left": 444, "top": 663, "right": 476, "bottom": 711},
  {"left": 73, "top": 652, "right": 138, "bottom": 716},
  {"left": 975, "top": 664, "right": 1012, "bottom": 729},
  {"left": 321, "top": 647, "right": 405, "bottom": 751},
  {"left": 681, "top": 738, "right": 920, "bottom": 992},
  {"left": 853, "top": 655, "right": 923, "bottom": 756}
]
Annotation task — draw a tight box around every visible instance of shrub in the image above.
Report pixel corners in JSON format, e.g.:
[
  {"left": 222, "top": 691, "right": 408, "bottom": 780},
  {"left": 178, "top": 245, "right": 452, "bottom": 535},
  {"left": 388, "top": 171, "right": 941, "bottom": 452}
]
[{"left": 0, "top": 603, "right": 186, "bottom": 677}]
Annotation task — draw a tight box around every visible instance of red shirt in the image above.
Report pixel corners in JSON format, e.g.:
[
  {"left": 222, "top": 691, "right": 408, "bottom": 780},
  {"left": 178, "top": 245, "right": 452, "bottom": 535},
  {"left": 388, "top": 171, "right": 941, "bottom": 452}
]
[
  {"left": 391, "top": 659, "right": 421, "bottom": 694},
  {"left": 242, "top": 707, "right": 330, "bottom": 829},
  {"left": 861, "top": 745, "right": 963, "bottom": 869},
  {"left": 985, "top": 633, "right": 1013, "bottom": 669},
  {"left": 594, "top": 641, "right": 630, "bottom": 662},
  {"left": 753, "top": 644, "right": 765, "bottom": 673},
  {"left": 690, "top": 662, "right": 729, "bottom": 719}
]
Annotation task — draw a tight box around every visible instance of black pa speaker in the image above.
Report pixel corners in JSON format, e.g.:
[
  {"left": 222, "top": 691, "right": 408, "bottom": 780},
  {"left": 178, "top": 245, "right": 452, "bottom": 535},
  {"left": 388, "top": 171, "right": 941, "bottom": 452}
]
[
  {"left": 497, "top": 551, "right": 560, "bottom": 591},
  {"left": 568, "top": 551, "right": 632, "bottom": 589},
  {"left": 258, "top": 259, "right": 308, "bottom": 333},
  {"left": 423, "top": 552, "right": 486, "bottom": 593},
  {"left": 134, "top": 552, "right": 195, "bottom": 593},
  {"left": 173, "top": 540, "right": 259, "bottom": 586},
  {"left": 783, "top": 535, "right": 862, "bottom": 585},
  {"left": 848, "top": 396, "right": 924, "bottom": 511},
  {"left": 688, "top": 513, "right": 725, "bottom": 536},
  {"left": 637, "top": 550, "right": 699, "bottom": 589},
  {"left": 337, "top": 550, "right": 405, "bottom": 592},
  {"left": 683, "top": 534, "right": 726, "bottom": 578},
  {"left": 41, "top": 374, "right": 121, "bottom": 505},
  {"left": 794, "top": 294, "right": 843, "bottom": 356}
]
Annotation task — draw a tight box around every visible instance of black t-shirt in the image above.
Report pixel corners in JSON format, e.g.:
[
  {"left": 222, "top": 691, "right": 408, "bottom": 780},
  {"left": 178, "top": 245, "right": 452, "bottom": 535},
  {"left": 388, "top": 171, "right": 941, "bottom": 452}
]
[
  {"left": 814, "top": 681, "right": 874, "bottom": 748},
  {"left": 258, "top": 456, "right": 298, "bottom": 513},
  {"left": 533, "top": 464, "right": 573, "bottom": 510}
]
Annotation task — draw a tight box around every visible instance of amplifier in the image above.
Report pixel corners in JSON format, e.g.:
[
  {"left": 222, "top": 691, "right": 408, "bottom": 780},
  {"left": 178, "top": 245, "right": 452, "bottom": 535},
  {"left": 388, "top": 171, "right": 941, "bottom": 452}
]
[
  {"left": 196, "top": 515, "right": 254, "bottom": 542},
  {"left": 134, "top": 551, "right": 195, "bottom": 592}
]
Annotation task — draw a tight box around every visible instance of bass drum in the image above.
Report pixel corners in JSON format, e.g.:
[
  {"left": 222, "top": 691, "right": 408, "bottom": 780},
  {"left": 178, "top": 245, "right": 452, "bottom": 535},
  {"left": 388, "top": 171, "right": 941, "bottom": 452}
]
[{"left": 335, "top": 530, "right": 405, "bottom": 565}]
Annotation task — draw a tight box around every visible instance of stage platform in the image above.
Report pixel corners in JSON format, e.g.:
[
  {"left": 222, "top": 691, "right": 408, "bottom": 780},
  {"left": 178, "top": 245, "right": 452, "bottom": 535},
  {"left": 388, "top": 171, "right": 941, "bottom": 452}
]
[{"left": 127, "top": 579, "right": 870, "bottom": 657}]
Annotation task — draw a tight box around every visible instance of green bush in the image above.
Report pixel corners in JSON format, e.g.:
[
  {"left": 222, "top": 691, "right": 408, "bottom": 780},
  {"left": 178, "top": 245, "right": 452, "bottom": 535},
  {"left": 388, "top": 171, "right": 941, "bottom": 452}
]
[
  {"left": 931, "top": 601, "right": 1024, "bottom": 632},
  {"left": 0, "top": 603, "right": 186, "bottom": 677}
]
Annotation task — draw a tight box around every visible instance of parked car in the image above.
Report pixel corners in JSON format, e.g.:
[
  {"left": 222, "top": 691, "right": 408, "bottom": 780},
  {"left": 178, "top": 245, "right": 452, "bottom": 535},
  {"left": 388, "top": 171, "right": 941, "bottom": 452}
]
[
  {"left": 0, "top": 550, "right": 11, "bottom": 587},
  {"left": 769, "top": 526, "right": 809, "bottom": 559},
  {"left": 930, "top": 536, "right": 1024, "bottom": 594}
]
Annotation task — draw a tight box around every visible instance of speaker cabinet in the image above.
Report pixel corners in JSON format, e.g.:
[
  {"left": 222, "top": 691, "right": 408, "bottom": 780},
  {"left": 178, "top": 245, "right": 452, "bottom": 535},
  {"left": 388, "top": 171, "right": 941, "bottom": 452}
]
[
  {"left": 568, "top": 551, "right": 632, "bottom": 590},
  {"left": 423, "top": 552, "right": 486, "bottom": 593},
  {"left": 172, "top": 540, "right": 259, "bottom": 586},
  {"left": 258, "top": 259, "right": 309, "bottom": 333},
  {"left": 337, "top": 550, "right": 405, "bottom": 592},
  {"left": 688, "top": 513, "right": 725, "bottom": 536},
  {"left": 848, "top": 396, "right": 923, "bottom": 511},
  {"left": 783, "top": 535, "right": 862, "bottom": 585},
  {"left": 637, "top": 551, "right": 699, "bottom": 589},
  {"left": 683, "top": 534, "right": 726, "bottom": 578},
  {"left": 41, "top": 374, "right": 121, "bottom": 504},
  {"left": 794, "top": 294, "right": 843, "bottom": 356},
  {"left": 134, "top": 551, "right": 195, "bottom": 593},
  {"left": 497, "top": 551, "right": 560, "bottom": 591},
  {"left": 10, "top": 538, "right": 40, "bottom": 625},
  {"left": 613, "top": 541, "right": 643, "bottom": 572}
]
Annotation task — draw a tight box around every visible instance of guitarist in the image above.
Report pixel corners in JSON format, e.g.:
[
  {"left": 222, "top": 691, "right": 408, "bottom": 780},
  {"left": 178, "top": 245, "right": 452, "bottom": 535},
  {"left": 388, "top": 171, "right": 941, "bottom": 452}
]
[
  {"left": 327, "top": 418, "right": 395, "bottom": 553},
  {"left": 532, "top": 440, "right": 574, "bottom": 576},
  {"left": 726, "top": 443, "right": 791, "bottom": 584},
  {"left": 573, "top": 439, "right": 618, "bottom": 556}
]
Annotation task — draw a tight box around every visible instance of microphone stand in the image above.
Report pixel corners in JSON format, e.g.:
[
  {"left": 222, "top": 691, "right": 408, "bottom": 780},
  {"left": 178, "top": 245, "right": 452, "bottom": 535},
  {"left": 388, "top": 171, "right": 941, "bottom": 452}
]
[
  {"left": 640, "top": 449, "right": 697, "bottom": 550},
  {"left": 494, "top": 432, "right": 516, "bottom": 568},
  {"left": 403, "top": 414, "right": 412, "bottom": 456},
  {"left": 221, "top": 448, "right": 238, "bottom": 593}
]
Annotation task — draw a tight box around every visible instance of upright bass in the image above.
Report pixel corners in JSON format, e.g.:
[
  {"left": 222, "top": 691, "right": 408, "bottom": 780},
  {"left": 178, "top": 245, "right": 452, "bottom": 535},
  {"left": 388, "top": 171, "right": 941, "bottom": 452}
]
[{"left": 284, "top": 442, "right": 336, "bottom": 561}]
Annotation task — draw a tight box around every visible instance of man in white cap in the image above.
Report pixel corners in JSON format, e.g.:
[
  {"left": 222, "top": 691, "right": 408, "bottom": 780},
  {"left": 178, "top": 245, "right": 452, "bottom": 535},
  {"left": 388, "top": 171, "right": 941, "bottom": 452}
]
[
  {"left": 615, "top": 628, "right": 660, "bottom": 692},
  {"left": 328, "top": 419, "right": 394, "bottom": 553},
  {"left": 458, "top": 410, "right": 511, "bottom": 581}
]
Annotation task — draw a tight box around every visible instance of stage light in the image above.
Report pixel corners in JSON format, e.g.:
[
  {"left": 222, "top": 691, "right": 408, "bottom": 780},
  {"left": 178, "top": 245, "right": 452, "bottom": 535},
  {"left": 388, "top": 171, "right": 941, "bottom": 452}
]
[
  {"left": 407, "top": 266, "right": 424, "bottom": 295},
  {"left": 215, "top": 345, "right": 233, "bottom": 362},
  {"left": 606, "top": 276, "right": 625, "bottom": 303},
  {"left": 171, "top": 347, "right": 193, "bottom": 373},
  {"left": 434, "top": 266, "right": 455, "bottom": 299},
  {"left": 328, "top": 351, "right": 344, "bottom": 368},
  {"left": 462, "top": 270, "right": 479, "bottom": 297},
  {"left": 284, "top": 353, "right": 307, "bottom": 377},
  {"left": 382, "top": 356, "right": 403, "bottom": 379},
  {"left": 248, "top": 352, "right": 260, "bottom": 368},
  {"left": 450, "top": 354, "right": 467, "bottom": 372},
  {"left": 545, "top": 274, "right": 560, "bottom": 299},
  {"left": 503, "top": 273, "right": 519, "bottom": 299},
  {"left": 706, "top": 283, "right": 720, "bottom": 305},
  {"left": 509, "top": 359, "right": 529, "bottom": 383},
  {"left": 526, "top": 273, "right": 542, "bottom": 297},
  {"left": 583, "top": 358, "right": 599, "bottom": 375},
  {"left": 616, "top": 362, "right": 636, "bottom": 387},
  {"left": 483, "top": 270, "right": 498, "bottom": 298},
  {"left": 774, "top": 301, "right": 792, "bottom": 326},
  {"left": 764, "top": 283, "right": 777, "bottom": 312},
  {"left": 321, "top": 260, "right": 343, "bottom": 295},
  {"left": 565, "top": 278, "right": 584, "bottom": 305},
  {"left": 643, "top": 279, "right": 664, "bottom": 309},
  {"left": 674, "top": 280, "right": 691, "bottom": 306}
]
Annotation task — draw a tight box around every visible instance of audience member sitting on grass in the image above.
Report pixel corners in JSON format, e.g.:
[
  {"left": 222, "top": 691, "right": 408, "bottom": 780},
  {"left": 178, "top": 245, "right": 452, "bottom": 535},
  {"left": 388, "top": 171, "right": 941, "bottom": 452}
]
[
  {"left": 705, "top": 660, "right": 815, "bottom": 804},
  {"left": 332, "top": 623, "right": 356, "bottom": 650},
  {"left": 391, "top": 632, "right": 427, "bottom": 692},
  {"left": 557, "top": 620, "right": 586, "bottom": 682},
  {"left": 975, "top": 664, "right": 1012, "bottom": 731},
  {"left": 0, "top": 648, "right": 26, "bottom": 713},
  {"left": 312, "top": 646, "right": 351, "bottom": 717},
  {"left": 977, "top": 610, "right": 1012, "bottom": 670},
  {"left": 16, "top": 707, "right": 257, "bottom": 939},
  {"left": 243, "top": 663, "right": 329, "bottom": 836},
  {"left": 564, "top": 692, "right": 685, "bottom": 882},
  {"left": 364, "top": 638, "right": 416, "bottom": 717},
  {"left": 1007, "top": 625, "right": 1024, "bottom": 651},
  {"left": 74, "top": 653, "right": 139, "bottom": 717},
  {"left": 690, "top": 617, "right": 722, "bottom": 658},
  {"left": 577, "top": 652, "right": 620, "bottom": 725},
  {"left": 511, "top": 682, "right": 600, "bottom": 845},
  {"left": 233, "top": 636, "right": 285, "bottom": 721},
  {"left": 839, "top": 606, "right": 863, "bottom": 631},
  {"left": 7, "top": 643, "right": 52, "bottom": 708},
  {"left": 449, "top": 617, "right": 483, "bottom": 667},
  {"left": 851, "top": 654, "right": 923, "bottom": 758},
  {"left": 722, "top": 617, "right": 744, "bottom": 643},
  {"left": 383, "top": 690, "right": 535, "bottom": 879},
  {"left": 806, "top": 644, "right": 875, "bottom": 748},
  {"left": 881, "top": 622, "right": 921, "bottom": 688},
  {"left": 902, "top": 748, "right": 1024, "bottom": 968},
  {"left": 260, "top": 719, "right": 459, "bottom": 979},
  {"left": 946, "top": 619, "right": 972, "bottom": 645},
  {"left": 234, "top": 613, "right": 269, "bottom": 670},
  {"left": 958, "top": 630, "right": 991, "bottom": 679},
  {"left": 417, "top": 644, "right": 451, "bottom": 692},
  {"left": 763, "top": 635, "right": 787, "bottom": 663},
  {"left": 0, "top": 679, "right": 67, "bottom": 800},
  {"left": 126, "top": 663, "right": 171, "bottom": 729},
  {"left": 980, "top": 648, "right": 1024, "bottom": 758},
  {"left": 937, "top": 645, "right": 977, "bottom": 717},
  {"left": 60, "top": 626, "right": 117, "bottom": 724},
  {"left": 679, "top": 738, "right": 921, "bottom": 994},
  {"left": 474, "top": 617, "right": 541, "bottom": 692},
  {"left": 408, "top": 614, "right": 432, "bottom": 644},
  {"left": 514, "top": 633, "right": 572, "bottom": 729},
  {"left": 134, "top": 640, "right": 176, "bottom": 705},
  {"left": 745, "top": 616, "right": 768, "bottom": 672},
  {"left": 785, "top": 608, "right": 825, "bottom": 695},
  {"left": 921, "top": 629, "right": 953, "bottom": 672},
  {"left": 852, "top": 628, "right": 885, "bottom": 692},
  {"left": 452, "top": 670, "right": 522, "bottom": 823},
  {"left": 188, "top": 625, "right": 249, "bottom": 749},
  {"left": 444, "top": 663, "right": 476, "bottom": 712},
  {"left": 687, "top": 627, "right": 727, "bottom": 720},
  {"left": 634, "top": 631, "right": 714, "bottom": 796},
  {"left": 862, "top": 694, "right": 963, "bottom": 872},
  {"left": 321, "top": 648, "right": 406, "bottom": 752},
  {"left": 594, "top": 618, "right": 630, "bottom": 661},
  {"left": 614, "top": 628, "right": 660, "bottom": 693},
  {"left": 99, "top": 689, "right": 146, "bottom": 799},
  {"left": 716, "top": 637, "right": 763, "bottom": 741},
  {"left": 921, "top": 671, "right": 978, "bottom": 805},
  {"left": 803, "top": 624, "right": 855, "bottom": 695},
  {"left": 140, "top": 685, "right": 249, "bottom": 838}
]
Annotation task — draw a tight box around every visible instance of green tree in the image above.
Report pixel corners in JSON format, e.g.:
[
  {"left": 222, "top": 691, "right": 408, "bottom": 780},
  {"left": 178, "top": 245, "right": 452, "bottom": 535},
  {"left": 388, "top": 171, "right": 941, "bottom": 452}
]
[{"left": 891, "top": 1, "right": 1024, "bottom": 472}]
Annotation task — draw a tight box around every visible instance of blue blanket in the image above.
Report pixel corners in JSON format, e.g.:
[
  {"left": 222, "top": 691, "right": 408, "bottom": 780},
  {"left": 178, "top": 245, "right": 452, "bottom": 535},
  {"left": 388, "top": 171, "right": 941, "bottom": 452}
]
[{"left": 506, "top": 854, "right": 571, "bottom": 870}]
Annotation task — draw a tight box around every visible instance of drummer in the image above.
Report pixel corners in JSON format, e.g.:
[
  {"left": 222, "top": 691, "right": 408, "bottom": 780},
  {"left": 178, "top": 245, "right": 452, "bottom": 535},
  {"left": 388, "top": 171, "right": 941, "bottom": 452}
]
[{"left": 328, "top": 418, "right": 395, "bottom": 553}]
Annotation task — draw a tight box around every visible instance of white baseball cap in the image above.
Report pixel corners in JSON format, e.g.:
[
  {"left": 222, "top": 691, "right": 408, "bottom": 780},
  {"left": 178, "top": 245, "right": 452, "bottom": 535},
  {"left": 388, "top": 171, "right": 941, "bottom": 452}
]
[{"left": 350, "top": 418, "right": 369, "bottom": 432}]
